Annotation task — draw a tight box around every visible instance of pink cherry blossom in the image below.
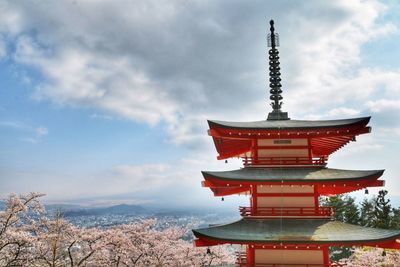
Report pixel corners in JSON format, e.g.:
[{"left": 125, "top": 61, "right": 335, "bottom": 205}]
[{"left": 1, "top": 193, "right": 235, "bottom": 266}]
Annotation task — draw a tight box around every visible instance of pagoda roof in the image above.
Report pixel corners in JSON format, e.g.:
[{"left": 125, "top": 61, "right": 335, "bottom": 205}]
[
  {"left": 193, "top": 219, "right": 400, "bottom": 247},
  {"left": 208, "top": 117, "right": 371, "bottom": 161},
  {"left": 208, "top": 117, "right": 370, "bottom": 131},
  {"left": 202, "top": 167, "right": 384, "bottom": 182},
  {"left": 202, "top": 167, "right": 384, "bottom": 196}
]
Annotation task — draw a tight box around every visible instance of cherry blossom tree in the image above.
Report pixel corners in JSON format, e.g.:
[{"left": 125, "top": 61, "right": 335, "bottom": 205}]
[
  {"left": 346, "top": 247, "right": 400, "bottom": 267},
  {"left": 0, "top": 193, "right": 235, "bottom": 267},
  {"left": 4, "top": 193, "right": 400, "bottom": 266},
  {"left": 0, "top": 192, "right": 44, "bottom": 266},
  {"left": 29, "top": 215, "right": 104, "bottom": 267},
  {"left": 97, "top": 221, "right": 234, "bottom": 266}
]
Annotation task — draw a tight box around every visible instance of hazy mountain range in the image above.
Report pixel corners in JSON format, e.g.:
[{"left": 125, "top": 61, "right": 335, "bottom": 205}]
[{"left": 46, "top": 203, "right": 147, "bottom": 217}]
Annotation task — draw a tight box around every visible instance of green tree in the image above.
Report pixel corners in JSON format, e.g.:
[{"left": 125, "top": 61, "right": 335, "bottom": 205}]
[
  {"left": 373, "top": 190, "right": 392, "bottom": 229},
  {"left": 359, "top": 198, "right": 375, "bottom": 227},
  {"left": 321, "top": 194, "right": 359, "bottom": 262},
  {"left": 343, "top": 196, "right": 360, "bottom": 224},
  {"left": 390, "top": 207, "right": 400, "bottom": 229},
  {"left": 321, "top": 191, "right": 400, "bottom": 262},
  {"left": 321, "top": 194, "right": 359, "bottom": 224},
  {"left": 320, "top": 195, "right": 346, "bottom": 222}
]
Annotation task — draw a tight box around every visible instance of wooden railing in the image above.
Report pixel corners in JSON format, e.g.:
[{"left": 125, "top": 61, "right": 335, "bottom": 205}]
[
  {"left": 330, "top": 262, "right": 347, "bottom": 267},
  {"left": 235, "top": 252, "right": 346, "bottom": 266},
  {"left": 239, "top": 206, "right": 335, "bottom": 218},
  {"left": 235, "top": 264, "right": 337, "bottom": 267},
  {"left": 236, "top": 252, "right": 247, "bottom": 266},
  {"left": 242, "top": 157, "right": 326, "bottom": 167}
]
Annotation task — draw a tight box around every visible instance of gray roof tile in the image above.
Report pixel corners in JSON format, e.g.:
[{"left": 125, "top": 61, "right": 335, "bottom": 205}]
[
  {"left": 203, "top": 167, "right": 384, "bottom": 182},
  {"left": 208, "top": 117, "right": 370, "bottom": 130},
  {"left": 193, "top": 219, "right": 400, "bottom": 244}
]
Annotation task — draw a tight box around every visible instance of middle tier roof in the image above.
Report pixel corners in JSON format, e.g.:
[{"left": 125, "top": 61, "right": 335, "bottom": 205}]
[
  {"left": 202, "top": 167, "right": 384, "bottom": 196},
  {"left": 203, "top": 167, "right": 383, "bottom": 182}
]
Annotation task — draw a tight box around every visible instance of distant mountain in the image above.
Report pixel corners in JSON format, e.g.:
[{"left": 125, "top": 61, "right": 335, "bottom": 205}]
[
  {"left": 45, "top": 203, "right": 85, "bottom": 211},
  {"left": 61, "top": 204, "right": 146, "bottom": 217},
  {"left": 100, "top": 204, "right": 146, "bottom": 214}
]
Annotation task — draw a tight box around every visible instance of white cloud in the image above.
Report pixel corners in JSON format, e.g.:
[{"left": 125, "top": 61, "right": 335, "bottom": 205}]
[
  {"left": 284, "top": 1, "right": 398, "bottom": 117},
  {"left": 0, "top": 120, "right": 27, "bottom": 129},
  {"left": 99, "top": 164, "right": 175, "bottom": 194},
  {"left": 20, "top": 137, "right": 39, "bottom": 144},
  {"left": 2, "top": 1, "right": 400, "bottom": 201},
  {"left": 16, "top": 40, "right": 179, "bottom": 126},
  {"left": 333, "top": 136, "right": 384, "bottom": 157},
  {"left": 1, "top": 0, "right": 397, "bottom": 147},
  {"left": 0, "top": 147, "right": 241, "bottom": 204},
  {"left": 0, "top": 2, "right": 24, "bottom": 35},
  {"left": 35, "top": 126, "right": 48, "bottom": 136},
  {"left": 304, "top": 107, "right": 361, "bottom": 120},
  {"left": 327, "top": 107, "right": 360, "bottom": 117},
  {"left": 0, "top": 120, "right": 49, "bottom": 144},
  {"left": 0, "top": 35, "right": 6, "bottom": 58},
  {"left": 90, "top": 113, "right": 114, "bottom": 120},
  {"left": 366, "top": 99, "right": 400, "bottom": 112}
]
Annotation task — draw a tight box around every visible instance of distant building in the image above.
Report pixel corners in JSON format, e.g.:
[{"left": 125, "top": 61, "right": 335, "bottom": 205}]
[{"left": 193, "top": 20, "right": 400, "bottom": 267}]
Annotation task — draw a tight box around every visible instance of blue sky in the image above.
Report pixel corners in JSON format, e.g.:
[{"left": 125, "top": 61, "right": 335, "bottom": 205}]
[{"left": 0, "top": 0, "right": 400, "bottom": 208}]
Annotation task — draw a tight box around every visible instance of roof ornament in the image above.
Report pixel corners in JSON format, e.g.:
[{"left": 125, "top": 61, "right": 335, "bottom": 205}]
[{"left": 267, "top": 20, "right": 290, "bottom": 120}]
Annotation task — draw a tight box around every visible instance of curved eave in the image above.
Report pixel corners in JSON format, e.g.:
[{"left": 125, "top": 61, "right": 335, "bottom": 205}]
[
  {"left": 202, "top": 168, "right": 384, "bottom": 183},
  {"left": 208, "top": 117, "right": 371, "bottom": 160},
  {"left": 193, "top": 219, "right": 400, "bottom": 249},
  {"left": 208, "top": 117, "right": 370, "bottom": 131},
  {"left": 202, "top": 168, "right": 384, "bottom": 196}
]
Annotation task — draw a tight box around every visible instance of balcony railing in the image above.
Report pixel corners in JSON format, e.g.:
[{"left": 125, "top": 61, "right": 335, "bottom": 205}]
[
  {"left": 242, "top": 157, "right": 326, "bottom": 167},
  {"left": 239, "top": 206, "right": 335, "bottom": 218},
  {"left": 235, "top": 252, "right": 346, "bottom": 266},
  {"left": 236, "top": 252, "right": 247, "bottom": 266},
  {"left": 330, "top": 262, "right": 347, "bottom": 267},
  {"left": 235, "top": 264, "right": 342, "bottom": 267}
]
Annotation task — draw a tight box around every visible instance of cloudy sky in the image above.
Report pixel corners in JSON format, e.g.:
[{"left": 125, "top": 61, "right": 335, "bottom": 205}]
[{"left": 1, "top": 0, "right": 400, "bottom": 208}]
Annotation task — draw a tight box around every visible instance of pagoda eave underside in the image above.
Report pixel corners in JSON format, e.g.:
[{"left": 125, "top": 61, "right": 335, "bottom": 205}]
[
  {"left": 208, "top": 117, "right": 371, "bottom": 160},
  {"left": 193, "top": 219, "right": 400, "bottom": 249},
  {"left": 202, "top": 168, "right": 384, "bottom": 196}
]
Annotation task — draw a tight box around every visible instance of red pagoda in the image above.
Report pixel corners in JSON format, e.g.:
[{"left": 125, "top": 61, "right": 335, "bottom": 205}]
[{"left": 192, "top": 20, "right": 400, "bottom": 267}]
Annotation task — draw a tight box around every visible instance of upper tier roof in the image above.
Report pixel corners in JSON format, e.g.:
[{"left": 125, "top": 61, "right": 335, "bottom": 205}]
[
  {"left": 208, "top": 116, "right": 371, "bottom": 162},
  {"left": 193, "top": 218, "right": 400, "bottom": 248},
  {"left": 208, "top": 117, "right": 370, "bottom": 130},
  {"left": 202, "top": 167, "right": 384, "bottom": 182}
]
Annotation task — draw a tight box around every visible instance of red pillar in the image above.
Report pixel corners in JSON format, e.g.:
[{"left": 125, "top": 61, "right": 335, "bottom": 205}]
[
  {"left": 246, "top": 245, "right": 255, "bottom": 267},
  {"left": 314, "top": 185, "right": 320, "bottom": 213},
  {"left": 250, "top": 185, "right": 257, "bottom": 216},
  {"left": 323, "top": 246, "right": 330, "bottom": 267}
]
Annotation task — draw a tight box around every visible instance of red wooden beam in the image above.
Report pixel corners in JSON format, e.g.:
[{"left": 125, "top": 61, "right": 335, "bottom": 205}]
[
  {"left": 209, "top": 125, "right": 370, "bottom": 162},
  {"left": 257, "top": 145, "right": 310, "bottom": 149},
  {"left": 212, "top": 186, "right": 250, "bottom": 196},
  {"left": 203, "top": 175, "right": 383, "bottom": 188},
  {"left": 217, "top": 145, "right": 251, "bottom": 160},
  {"left": 210, "top": 125, "right": 371, "bottom": 141},
  {"left": 203, "top": 174, "right": 384, "bottom": 196},
  {"left": 312, "top": 138, "right": 346, "bottom": 144},
  {"left": 255, "top": 193, "right": 316, "bottom": 197}
]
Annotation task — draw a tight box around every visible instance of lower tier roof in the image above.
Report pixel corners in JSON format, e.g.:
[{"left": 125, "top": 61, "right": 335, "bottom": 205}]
[
  {"left": 202, "top": 167, "right": 384, "bottom": 182},
  {"left": 193, "top": 219, "right": 400, "bottom": 247}
]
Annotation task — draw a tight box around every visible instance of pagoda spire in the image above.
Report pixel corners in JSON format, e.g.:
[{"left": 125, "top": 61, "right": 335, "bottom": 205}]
[{"left": 267, "top": 19, "right": 289, "bottom": 120}]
